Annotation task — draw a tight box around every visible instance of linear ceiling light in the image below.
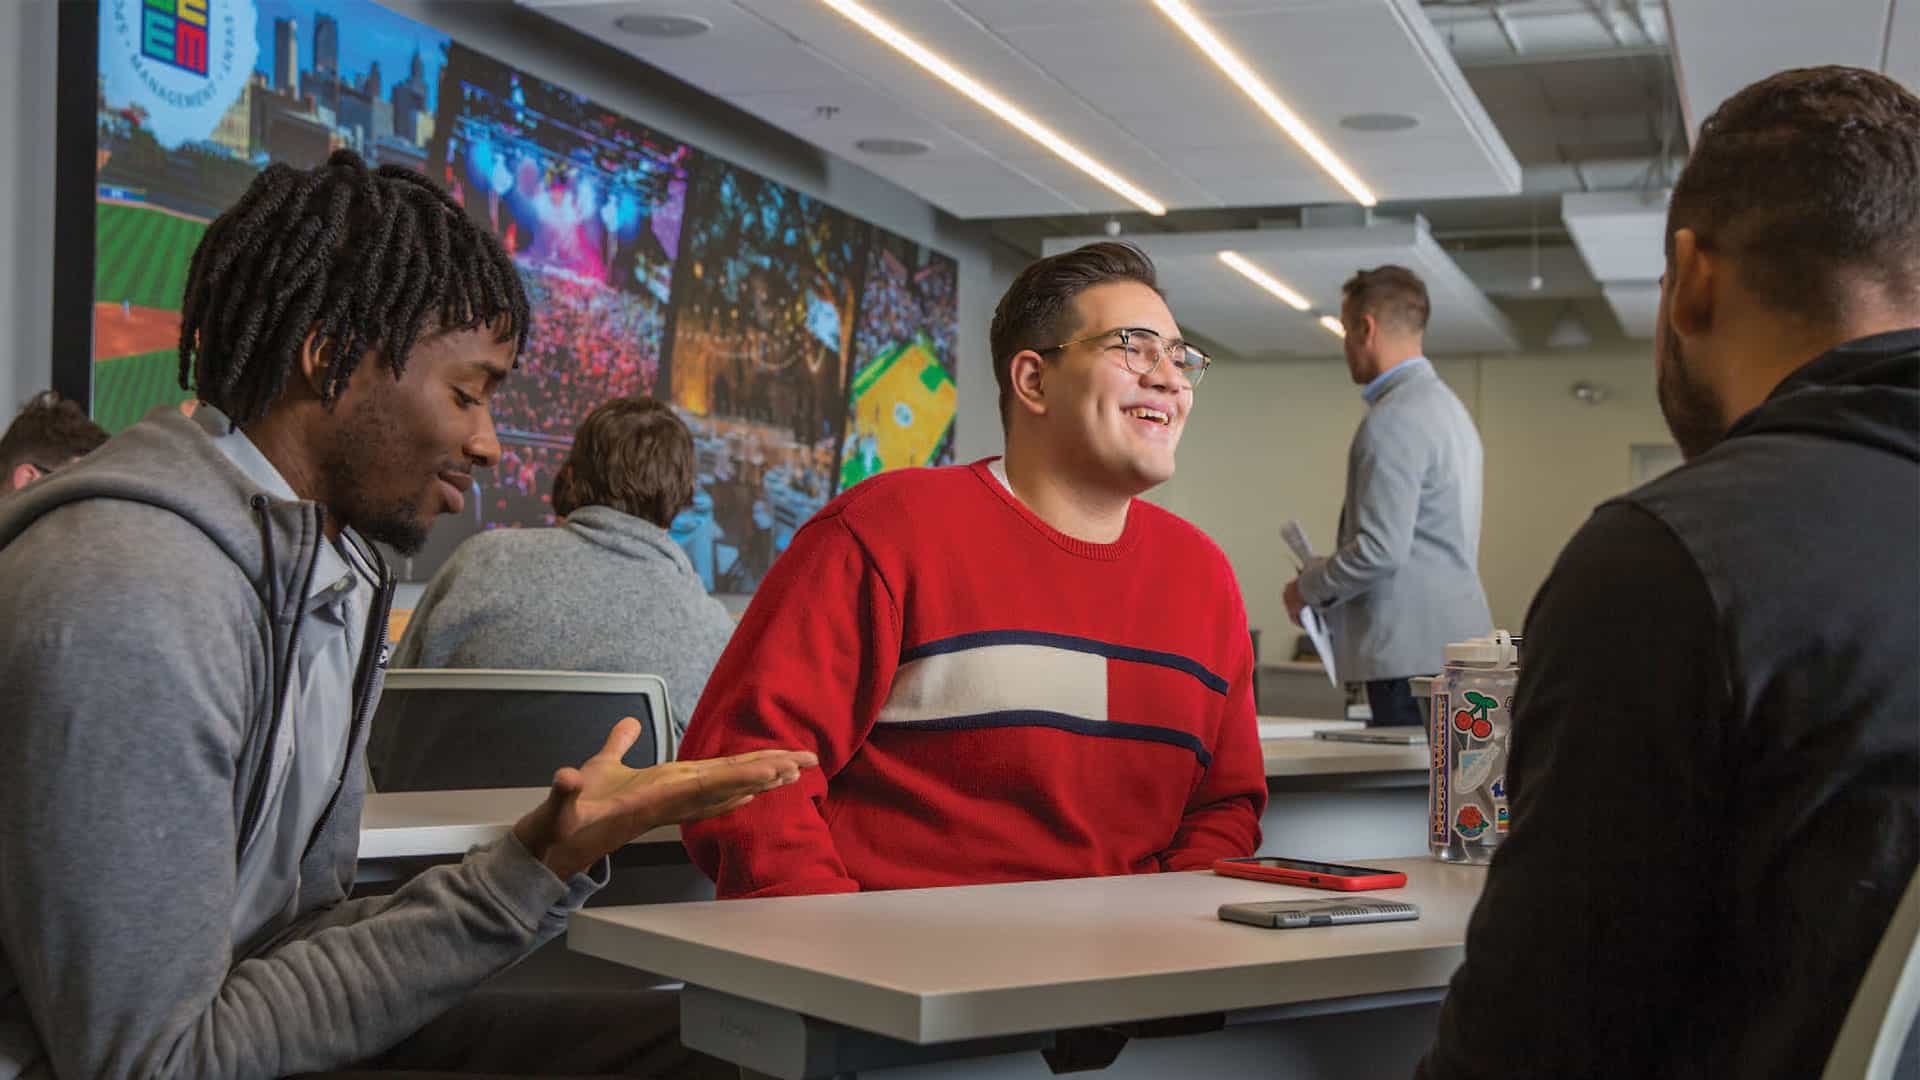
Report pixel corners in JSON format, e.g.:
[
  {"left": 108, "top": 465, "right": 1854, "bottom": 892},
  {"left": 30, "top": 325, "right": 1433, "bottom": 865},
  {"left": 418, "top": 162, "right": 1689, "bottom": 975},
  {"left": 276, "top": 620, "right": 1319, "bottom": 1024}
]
[
  {"left": 1152, "top": 0, "right": 1378, "bottom": 207},
  {"left": 1218, "top": 250, "right": 1311, "bottom": 311},
  {"left": 818, "top": 0, "right": 1167, "bottom": 215},
  {"left": 1318, "top": 315, "right": 1346, "bottom": 337}
]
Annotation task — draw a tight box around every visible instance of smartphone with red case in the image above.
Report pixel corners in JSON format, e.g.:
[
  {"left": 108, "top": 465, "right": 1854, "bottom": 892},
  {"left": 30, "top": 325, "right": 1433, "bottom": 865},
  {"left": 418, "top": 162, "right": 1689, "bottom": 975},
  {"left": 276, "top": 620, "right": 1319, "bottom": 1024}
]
[{"left": 1211, "top": 856, "right": 1408, "bottom": 891}]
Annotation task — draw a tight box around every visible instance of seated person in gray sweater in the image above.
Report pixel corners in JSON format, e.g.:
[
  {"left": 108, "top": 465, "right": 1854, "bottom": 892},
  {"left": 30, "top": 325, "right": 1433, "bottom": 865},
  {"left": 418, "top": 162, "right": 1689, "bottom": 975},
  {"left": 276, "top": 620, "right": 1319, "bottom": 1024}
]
[
  {"left": 0, "top": 150, "right": 812, "bottom": 1079},
  {"left": 393, "top": 395, "right": 736, "bottom": 740}
]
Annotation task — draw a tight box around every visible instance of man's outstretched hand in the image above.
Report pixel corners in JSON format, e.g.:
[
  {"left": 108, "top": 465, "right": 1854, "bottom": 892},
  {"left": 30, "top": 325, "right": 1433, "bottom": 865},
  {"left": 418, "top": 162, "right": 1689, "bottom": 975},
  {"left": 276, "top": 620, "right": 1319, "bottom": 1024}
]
[{"left": 513, "top": 717, "right": 817, "bottom": 879}]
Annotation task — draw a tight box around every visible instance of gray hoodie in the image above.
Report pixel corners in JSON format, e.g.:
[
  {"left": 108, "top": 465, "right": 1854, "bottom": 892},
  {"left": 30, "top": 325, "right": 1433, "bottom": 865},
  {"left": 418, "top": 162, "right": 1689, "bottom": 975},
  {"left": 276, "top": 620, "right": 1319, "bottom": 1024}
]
[{"left": 0, "top": 407, "right": 600, "bottom": 1079}]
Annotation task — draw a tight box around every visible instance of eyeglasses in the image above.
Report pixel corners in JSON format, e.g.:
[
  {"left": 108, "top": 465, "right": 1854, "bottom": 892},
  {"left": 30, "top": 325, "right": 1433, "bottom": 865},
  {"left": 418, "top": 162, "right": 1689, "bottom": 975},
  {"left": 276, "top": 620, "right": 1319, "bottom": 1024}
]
[{"left": 1035, "top": 326, "right": 1212, "bottom": 388}]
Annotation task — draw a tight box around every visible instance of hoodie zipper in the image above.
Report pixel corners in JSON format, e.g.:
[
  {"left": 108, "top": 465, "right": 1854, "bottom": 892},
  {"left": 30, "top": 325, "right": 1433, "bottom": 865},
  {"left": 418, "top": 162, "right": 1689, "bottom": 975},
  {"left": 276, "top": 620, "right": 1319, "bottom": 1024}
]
[
  {"left": 237, "top": 499, "right": 323, "bottom": 858},
  {"left": 301, "top": 543, "right": 394, "bottom": 859}
]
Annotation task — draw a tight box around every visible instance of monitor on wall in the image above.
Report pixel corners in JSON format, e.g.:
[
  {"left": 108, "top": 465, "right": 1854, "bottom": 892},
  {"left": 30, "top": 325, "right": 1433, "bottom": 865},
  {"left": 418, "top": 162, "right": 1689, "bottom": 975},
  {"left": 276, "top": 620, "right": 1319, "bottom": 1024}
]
[{"left": 54, "top": 0, "right": 960, "bottom": 588}]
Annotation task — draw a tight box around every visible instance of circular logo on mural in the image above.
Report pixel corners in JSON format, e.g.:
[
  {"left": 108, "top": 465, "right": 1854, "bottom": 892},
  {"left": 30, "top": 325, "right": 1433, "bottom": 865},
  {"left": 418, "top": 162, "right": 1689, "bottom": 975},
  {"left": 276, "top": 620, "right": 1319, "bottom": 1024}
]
[
  {"left": 892, "top": 401, "right": 916, "bottom": 429},
  {"left": 103, "top": 0, "right": 259, "bottom": 150}
]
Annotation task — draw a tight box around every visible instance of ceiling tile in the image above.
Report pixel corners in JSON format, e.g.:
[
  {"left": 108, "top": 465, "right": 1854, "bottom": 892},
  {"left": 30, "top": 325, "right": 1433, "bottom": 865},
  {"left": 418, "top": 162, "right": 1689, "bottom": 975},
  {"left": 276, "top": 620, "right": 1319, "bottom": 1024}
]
[{"left": 524, "top": 0, "right": 1521, "bottom": 218}]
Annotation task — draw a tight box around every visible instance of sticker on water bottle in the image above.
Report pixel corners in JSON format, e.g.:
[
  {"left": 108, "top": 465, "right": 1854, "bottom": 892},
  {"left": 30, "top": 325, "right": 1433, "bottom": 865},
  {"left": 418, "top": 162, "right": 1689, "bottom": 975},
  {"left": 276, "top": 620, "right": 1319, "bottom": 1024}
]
[
  {"left": 1451, "top": 692, "right": 1498, "bottom": 741},
  {"left": 1456, "top": 747, "right": 1497, "bottom": 792},
  {"left": 1454, "top": 802, "right": 1491, "bottom": 842},
  {"left": 1493, "top": 776, "right": 1510, "bottom": 834},
  {"left": 1430, "top": 691, "right": 1452, "bottom": 848}
]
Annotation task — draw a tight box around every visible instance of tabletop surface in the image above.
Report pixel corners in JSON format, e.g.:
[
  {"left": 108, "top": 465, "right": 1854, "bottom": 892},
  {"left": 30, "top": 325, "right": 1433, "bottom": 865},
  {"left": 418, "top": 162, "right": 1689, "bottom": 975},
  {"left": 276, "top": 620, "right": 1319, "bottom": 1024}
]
[
  {"left": 569, "top": 857, "right": 1485, "bottom": 1043},
  {"left": 1261, "top": 735, "right": 1430, "bottom": 777},
  {"left": 358, "top": 731, "right": 1425, "bottom": 861},
  {"left": 359, "top": 787, "right": 679, "bottom": 859}
]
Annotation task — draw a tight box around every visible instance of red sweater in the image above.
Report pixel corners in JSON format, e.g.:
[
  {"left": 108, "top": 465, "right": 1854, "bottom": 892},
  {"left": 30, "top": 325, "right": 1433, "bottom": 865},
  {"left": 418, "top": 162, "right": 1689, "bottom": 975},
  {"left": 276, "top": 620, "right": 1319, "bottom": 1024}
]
[{"left": 679, "top": 460, "right": 1267, "bottom": 898}]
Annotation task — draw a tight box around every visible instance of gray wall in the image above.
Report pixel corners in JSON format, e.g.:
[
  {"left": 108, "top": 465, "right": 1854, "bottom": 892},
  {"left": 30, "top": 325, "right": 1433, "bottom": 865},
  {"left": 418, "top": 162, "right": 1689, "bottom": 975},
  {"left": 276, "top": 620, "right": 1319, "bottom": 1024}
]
[
  {"left": 1151, "top": 344, "right": 1674, "bottom": 639},
  {"left": 0, "top": 0, "right": 1010, "bottom": 461},
  {"left": 1, "top": 0, "right": 57, "bottom": 416}
]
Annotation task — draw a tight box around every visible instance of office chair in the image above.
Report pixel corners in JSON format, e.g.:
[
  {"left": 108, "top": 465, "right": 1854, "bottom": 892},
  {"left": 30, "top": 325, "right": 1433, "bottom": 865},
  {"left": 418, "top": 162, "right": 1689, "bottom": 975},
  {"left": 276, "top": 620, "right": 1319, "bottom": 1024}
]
[
  {"left": 1822, "top": 867, "right": 1920, "bottom": 1080},
  {"left": 367, "top": 669, "right": 676, "bottom": 792}
]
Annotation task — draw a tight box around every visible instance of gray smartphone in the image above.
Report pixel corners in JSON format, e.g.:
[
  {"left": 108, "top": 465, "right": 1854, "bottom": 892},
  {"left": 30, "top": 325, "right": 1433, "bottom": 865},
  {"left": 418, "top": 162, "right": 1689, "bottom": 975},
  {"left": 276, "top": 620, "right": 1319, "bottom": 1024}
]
[{"left": 1218, "top": 897, "right": 1421, "bottom": 929}]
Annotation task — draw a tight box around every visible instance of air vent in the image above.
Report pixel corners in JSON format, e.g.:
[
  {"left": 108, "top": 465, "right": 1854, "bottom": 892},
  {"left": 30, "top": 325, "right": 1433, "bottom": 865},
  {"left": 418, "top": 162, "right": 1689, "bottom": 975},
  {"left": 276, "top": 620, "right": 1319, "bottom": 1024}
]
[
  {"left": 1339, "top": 112, "right": 1419, "bottom": 133},
  {"left": 854, "top": 137, "right": 932, "bottom": 157},
  {"left": 613, "top": 14, "right": 712, "bottom": 39}
]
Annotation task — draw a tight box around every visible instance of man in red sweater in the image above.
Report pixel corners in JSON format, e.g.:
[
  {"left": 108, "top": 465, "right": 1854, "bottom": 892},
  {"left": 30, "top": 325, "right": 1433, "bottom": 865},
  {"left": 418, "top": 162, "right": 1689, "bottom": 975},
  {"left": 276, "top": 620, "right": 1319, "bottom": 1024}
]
[{"left": 679, "top": 242, "right": 1267, "bottom": 898}]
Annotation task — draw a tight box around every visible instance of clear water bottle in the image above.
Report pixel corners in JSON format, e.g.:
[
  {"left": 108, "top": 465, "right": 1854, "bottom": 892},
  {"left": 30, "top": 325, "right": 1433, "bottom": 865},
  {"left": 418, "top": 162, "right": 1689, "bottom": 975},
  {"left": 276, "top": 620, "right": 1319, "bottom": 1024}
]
[{"left": 1429, "top": 631, "right": 1520, "bottom": 864}]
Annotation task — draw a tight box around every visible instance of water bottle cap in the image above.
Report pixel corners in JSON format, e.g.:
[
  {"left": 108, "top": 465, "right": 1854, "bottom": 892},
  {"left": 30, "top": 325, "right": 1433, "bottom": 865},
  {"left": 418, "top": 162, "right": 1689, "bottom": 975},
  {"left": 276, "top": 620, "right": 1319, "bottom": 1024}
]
[{"left": 1445, "top": 630, "right": 1520, "bottom": 667}]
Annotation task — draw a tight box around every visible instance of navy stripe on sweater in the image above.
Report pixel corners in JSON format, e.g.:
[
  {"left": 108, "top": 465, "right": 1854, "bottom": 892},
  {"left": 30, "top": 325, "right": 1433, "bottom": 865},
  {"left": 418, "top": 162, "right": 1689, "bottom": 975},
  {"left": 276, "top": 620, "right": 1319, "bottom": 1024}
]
[
  {"left": 879, "top": 709, "right": 1212, "bottom": 767},
  {"left": 899, "top": 629, "right": 1230, "bottom": 695}
]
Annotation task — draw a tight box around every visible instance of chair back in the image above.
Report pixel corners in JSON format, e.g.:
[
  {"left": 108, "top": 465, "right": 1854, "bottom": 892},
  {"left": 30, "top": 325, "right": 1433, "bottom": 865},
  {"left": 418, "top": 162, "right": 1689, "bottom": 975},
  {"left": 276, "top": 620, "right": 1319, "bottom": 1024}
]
[
  {"left": 1822, "top": 867, "right": 1920, "bottom": 1080},
  {"left": 368, "top": 669, "right": 674, "bottom": 792}
]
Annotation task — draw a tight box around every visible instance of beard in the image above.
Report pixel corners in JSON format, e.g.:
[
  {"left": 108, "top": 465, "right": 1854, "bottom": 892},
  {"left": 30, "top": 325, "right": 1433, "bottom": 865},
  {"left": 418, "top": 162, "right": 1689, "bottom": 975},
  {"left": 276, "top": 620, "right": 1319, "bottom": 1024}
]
[
  {"left": 1656, "top": 322, "right": 1725, "bottom": 461},
  {"left": 318, "top": 387, "right": 433, "bottom": 556}
]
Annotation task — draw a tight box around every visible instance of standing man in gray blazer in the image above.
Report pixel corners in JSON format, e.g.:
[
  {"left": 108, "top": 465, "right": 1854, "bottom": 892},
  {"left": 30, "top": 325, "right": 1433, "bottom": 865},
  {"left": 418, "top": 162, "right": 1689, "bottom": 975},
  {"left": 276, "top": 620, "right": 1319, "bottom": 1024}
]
[{"left": 1284, "top": 266, "right": 1492, "bottom": 726}]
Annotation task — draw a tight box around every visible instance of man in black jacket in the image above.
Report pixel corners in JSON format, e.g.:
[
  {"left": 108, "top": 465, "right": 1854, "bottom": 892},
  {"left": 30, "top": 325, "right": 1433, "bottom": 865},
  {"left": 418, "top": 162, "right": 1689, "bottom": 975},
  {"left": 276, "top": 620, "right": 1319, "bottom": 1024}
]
[{"left": 1419, "top": 66, "right": 1919, "bottom": 1079}]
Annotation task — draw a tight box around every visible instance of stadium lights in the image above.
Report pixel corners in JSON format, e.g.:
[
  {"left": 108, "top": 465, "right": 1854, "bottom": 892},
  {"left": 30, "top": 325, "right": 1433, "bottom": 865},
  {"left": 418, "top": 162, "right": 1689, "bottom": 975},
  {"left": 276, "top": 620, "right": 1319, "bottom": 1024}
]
[
  {"left": 1152, "top": 0, "right": 1378, "bottom": 207},
  {"left": 1218, "top": 251, "right": 1311, "bottom": 311},
  {"left": 1319, "top": 315, "right": 1346, "bottom": 337},
  {"left": 816, "top": 0, "right": 1168, "bottom": 215}
]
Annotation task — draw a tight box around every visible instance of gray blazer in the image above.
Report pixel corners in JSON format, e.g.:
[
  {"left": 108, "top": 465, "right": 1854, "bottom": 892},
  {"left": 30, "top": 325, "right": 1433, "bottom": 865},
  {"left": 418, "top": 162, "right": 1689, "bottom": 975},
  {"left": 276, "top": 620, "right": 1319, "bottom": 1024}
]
[{"left": 1298, "top": 362, "right": 1493, "bottom": 682}]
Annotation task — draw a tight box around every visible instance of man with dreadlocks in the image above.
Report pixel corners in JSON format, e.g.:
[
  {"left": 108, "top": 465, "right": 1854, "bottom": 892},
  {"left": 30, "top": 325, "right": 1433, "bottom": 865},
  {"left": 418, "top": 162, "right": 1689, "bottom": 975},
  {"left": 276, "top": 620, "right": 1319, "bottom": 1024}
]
[{"left": 0, "top": 149, "right": 813, "bottom": 1078}]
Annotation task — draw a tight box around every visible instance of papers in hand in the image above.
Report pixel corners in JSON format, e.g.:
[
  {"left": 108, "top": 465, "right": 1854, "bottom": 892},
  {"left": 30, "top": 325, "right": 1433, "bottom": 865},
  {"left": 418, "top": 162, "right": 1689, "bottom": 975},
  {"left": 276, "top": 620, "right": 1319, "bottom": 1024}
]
[
  {"left": 1298, "top": 608, "right": 1338, "bottom": 687},
  {"left": 1280, "top": 520, "right": 1316, "bottom": 570},
  {"left": 1282, "top": 520, "right": 1339, "bottom": 687}
]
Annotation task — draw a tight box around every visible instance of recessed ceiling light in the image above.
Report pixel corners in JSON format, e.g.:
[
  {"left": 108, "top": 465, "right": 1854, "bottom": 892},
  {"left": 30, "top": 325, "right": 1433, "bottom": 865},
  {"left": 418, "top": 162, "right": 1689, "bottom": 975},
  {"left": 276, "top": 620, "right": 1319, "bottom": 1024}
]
[
  {"left": 855, "top": 137, "right": 931, "bottom": 157},
  {"left": 817, "top": 0, "right": 1167, "bottom": 215},
  {"left": 1318, "top": 315, "right": 1346, "bottom": 338},
  {"left": 1340, "top": 112, "right": 1419, "bottom": 133},
  {"left": 1153, "top": 0, "right": 1378, "bottom": 207},
  {"left": 1218, "top": 251, "right": 1311, "bottom": 311},
  {"left": 613, "top": 14, "right": 712, "bottom": 39}
]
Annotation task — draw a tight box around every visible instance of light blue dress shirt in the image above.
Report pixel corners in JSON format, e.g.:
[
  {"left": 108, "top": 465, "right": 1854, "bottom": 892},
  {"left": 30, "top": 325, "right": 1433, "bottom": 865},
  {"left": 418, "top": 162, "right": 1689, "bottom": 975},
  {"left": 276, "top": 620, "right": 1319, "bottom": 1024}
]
[{"left": 1361, "top": 355, "right": 1432, "bottom": 404}]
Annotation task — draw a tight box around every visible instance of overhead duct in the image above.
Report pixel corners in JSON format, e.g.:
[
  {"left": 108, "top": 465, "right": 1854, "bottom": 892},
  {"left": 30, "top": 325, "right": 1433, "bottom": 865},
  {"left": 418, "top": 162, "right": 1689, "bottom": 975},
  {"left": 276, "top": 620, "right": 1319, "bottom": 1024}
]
[{"left": 1561, "top": 189, "right": 1670, "bottom": 338}]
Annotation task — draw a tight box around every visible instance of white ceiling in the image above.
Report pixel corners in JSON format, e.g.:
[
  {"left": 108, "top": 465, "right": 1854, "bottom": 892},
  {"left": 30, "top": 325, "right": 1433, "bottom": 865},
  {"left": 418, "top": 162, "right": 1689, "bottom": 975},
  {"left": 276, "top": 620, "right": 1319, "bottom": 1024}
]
[
  {"left": 1560, "top": 191, "right": 1666, "bottom": 281},
  {"left": 523, "top": 0, "right": 1524, "bottom": 218},
  {"left": 1601, "top": 281, "right": 1661, "bottom": 340},
  {"left": 1561, "top": 188, "right": 1668, "bottom": 337},
  {"left": 1665, "top": 0, "right": 1915, "bottom": 137},
  {"left": 1429, "top": 0, "right": 1668, "bottom": 66},
  {"left": 1042, "top": 218, "right": 1518, "bottom": 358}
]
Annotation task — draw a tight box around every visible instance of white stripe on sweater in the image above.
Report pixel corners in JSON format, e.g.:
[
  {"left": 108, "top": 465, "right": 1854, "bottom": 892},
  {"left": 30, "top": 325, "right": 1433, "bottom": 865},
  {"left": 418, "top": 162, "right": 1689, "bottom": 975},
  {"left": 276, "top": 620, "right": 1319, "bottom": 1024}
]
[{"left": 875, "top": 644, "right": 1107, "bottom": 725}]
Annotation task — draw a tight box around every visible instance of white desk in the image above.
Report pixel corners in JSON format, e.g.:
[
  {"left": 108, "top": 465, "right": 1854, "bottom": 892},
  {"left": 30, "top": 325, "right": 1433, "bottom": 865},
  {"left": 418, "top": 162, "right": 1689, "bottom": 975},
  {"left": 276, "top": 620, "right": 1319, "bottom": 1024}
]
[
  {"left": 359, "top": 787, "right": 679, "bottom": 859},
  {"left": 1258, "top": 735, "right": 1431, "bottom": 866},
  {"left": 356, "top": 787, "right": 697, "bottom": 901},
  {"left": 355, "top": 742, "right": 1428, "bottom": 869},
  {"left": 570, "top": 858, "right": 1483, "bottom": 1078},
  {"left": 1261, "top": 735, "right": 1428, "bottom": 779}
]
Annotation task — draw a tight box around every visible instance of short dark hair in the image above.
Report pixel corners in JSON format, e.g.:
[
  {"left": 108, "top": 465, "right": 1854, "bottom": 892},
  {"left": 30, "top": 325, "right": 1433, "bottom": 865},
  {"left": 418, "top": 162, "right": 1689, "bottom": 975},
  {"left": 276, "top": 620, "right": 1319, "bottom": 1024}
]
[
  {"left": 552, "top": 396, "right": 695, "bottom": 529},
  {"left": 1341, "top": 265, "right": 1430, "bottom": 334},
  {"left": 0, "top": 390, "right": 110, "bottom": 477},
  {"left": 989, "top": 242, "right": 1161, "bottom": 428},
  {"left": 179, "top": 148, "right": 530, "bottom": 426},
  {"left": 1667, "top": 65, "right": 1920, "bottom": 324}
]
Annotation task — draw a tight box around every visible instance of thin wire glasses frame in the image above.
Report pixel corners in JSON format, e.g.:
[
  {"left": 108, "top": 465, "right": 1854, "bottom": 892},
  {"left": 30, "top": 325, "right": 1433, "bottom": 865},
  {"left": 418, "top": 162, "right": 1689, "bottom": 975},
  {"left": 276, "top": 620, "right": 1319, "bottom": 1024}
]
[{"left": 1034, "top": 326, "right": 1212, "bottom": 388}]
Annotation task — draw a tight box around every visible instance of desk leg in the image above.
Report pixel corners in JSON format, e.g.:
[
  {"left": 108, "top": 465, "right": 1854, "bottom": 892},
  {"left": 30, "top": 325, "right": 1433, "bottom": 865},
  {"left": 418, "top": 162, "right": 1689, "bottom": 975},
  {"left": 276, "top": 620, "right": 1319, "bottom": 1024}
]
[{"left": 683, "top": 985, "right": 1054, "bottom": 1080}]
